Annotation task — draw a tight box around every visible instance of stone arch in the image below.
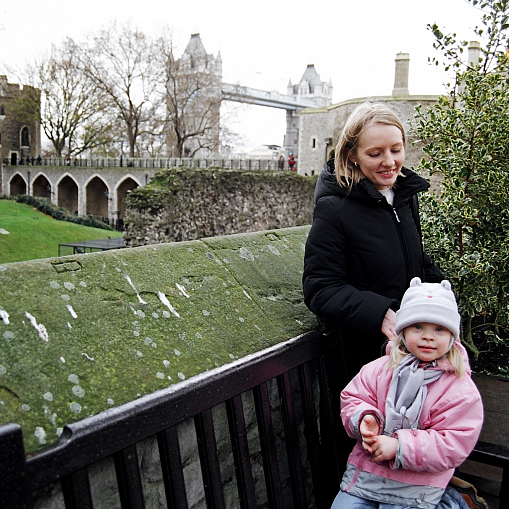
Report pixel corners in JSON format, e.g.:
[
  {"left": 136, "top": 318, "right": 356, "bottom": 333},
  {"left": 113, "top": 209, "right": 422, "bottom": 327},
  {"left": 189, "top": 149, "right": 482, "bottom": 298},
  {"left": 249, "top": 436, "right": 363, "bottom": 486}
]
[
  {"left": 85, "top": 175, "right": 109, "bottom": 220},
  {"left": 57, "top": 174, "right": 79, "bottom": 215},
  {"left": 10, "top": 173, "right": 27, "bottom": 196},
  {"left": 115, "top": 176, "right": 140, "bottom": 223},
  {"left": 20, "top": 127, "right": 30, "bottom": 147},
  {"left": 32, "top": 173, "right": 52, "bottom": 199}
]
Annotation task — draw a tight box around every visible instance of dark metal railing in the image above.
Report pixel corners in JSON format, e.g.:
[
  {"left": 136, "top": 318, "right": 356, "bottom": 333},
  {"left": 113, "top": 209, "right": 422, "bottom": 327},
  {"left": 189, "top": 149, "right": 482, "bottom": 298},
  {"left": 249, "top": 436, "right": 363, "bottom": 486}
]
[
  {"left": 0, "top": 330, "right": 344, "bottom": 509},
  {"left": 6, "top": 156, "right": 291, "bottom": 171}
]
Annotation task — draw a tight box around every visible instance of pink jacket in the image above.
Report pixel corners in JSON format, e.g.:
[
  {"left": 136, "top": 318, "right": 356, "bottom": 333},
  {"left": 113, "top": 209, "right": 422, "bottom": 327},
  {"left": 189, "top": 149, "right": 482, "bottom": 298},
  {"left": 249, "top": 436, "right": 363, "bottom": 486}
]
[{"left": 341, "top": 343, "right": 483, "bottom": 496}]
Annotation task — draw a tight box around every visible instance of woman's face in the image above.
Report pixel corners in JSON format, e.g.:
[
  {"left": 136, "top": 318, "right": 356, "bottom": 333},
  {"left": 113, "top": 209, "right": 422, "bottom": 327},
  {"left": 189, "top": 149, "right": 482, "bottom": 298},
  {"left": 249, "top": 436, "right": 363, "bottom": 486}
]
[{"left": 350, "top": 123, "right": 405, "bottom": 190}]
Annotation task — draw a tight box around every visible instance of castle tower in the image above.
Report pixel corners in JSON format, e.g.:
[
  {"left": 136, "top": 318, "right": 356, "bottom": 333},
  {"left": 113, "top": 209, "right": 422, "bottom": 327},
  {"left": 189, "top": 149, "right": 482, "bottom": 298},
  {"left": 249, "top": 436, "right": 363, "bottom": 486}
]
[
  {"left": 0, "top": 75, "right": 41, "bottom": 167},
  {"left": 284, "top": 65, "right": 332, "bottom": 159}
]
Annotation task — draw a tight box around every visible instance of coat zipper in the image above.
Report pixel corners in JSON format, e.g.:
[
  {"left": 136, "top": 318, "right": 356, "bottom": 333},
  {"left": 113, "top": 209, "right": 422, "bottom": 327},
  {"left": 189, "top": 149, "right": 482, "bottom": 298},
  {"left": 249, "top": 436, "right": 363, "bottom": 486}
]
[{"left": 391, "top": 204, "right": 411, "bottom": 281}]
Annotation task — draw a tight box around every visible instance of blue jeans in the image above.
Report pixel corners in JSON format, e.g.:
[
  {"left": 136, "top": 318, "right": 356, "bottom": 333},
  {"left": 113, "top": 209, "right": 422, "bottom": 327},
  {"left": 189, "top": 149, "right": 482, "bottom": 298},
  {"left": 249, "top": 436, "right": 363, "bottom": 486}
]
[{"left": 331, "top": 486, "right": 469, "bottom": 509}]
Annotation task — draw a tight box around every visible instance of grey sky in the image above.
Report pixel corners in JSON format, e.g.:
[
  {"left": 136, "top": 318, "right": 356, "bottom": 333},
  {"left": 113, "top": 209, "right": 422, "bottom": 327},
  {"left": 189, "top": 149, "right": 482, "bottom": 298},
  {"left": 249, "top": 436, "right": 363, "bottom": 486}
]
[{"left": 0, "top": 0, "right": 482, "bottom": 151}]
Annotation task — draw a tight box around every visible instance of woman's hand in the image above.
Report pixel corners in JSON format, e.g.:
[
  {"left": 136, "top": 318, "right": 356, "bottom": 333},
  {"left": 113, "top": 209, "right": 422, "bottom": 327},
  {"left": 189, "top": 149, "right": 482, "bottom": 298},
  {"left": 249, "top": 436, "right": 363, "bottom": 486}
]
[{"left": 382, "top": 308, "right": 397, "bottom": 340}]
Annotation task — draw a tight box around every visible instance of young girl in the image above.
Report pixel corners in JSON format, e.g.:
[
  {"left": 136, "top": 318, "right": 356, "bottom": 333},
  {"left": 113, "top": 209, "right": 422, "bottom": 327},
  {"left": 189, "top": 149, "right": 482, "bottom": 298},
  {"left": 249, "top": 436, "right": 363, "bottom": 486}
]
[{"left": 332, "top": 277, "right": 484, "bottom": 509}]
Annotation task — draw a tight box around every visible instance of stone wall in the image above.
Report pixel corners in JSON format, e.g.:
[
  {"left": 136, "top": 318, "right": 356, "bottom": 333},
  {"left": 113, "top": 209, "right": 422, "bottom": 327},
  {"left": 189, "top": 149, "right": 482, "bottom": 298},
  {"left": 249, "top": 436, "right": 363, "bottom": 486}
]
[
  {"left": 123, "top": 167, "right": 317, "bottom": 247},
  {"left": 0, "top": 226, "right": 315, "bottom": 454},
  {"left": 0, "top": 75, "right": 41, "bottom": 166}
]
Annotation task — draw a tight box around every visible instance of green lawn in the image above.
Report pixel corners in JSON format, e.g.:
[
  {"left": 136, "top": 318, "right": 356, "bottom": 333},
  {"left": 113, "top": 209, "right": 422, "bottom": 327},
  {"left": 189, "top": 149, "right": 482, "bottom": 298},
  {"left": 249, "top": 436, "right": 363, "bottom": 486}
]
[{"left": 0, "top": 200, "right": 123, "bottom": 264}]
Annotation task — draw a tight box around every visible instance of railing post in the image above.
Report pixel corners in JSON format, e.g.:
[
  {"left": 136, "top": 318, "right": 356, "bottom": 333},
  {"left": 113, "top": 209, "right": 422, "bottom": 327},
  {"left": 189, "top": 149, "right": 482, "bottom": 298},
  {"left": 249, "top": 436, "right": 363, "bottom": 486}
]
[{"left": 0, "top": 423, "right": 33, "bottom": 509}]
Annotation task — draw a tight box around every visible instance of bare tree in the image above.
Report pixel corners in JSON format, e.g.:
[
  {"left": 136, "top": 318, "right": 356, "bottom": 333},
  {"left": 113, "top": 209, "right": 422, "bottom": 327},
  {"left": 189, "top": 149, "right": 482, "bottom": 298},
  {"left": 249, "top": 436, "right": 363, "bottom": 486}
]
[
  {"left": 26, "top": 38, "right": 112, "bottom": 157},
  {"left": 154, "top": 34, "right": 223, "bottom": 158},
  {"left": 77, "top": 23, "right": 159, "bottom": 157}
]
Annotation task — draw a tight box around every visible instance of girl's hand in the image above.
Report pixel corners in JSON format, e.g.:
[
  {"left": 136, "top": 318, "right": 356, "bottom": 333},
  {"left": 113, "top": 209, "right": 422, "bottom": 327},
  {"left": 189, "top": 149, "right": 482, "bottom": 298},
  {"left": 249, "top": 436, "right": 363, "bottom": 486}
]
[
  {"left": 360, "top": 414, "right": 380, "bottom": 453},
  {"left": 370, "top": 435, "right": 398, "bottom": 462},
  {"left": 382, "top": 308, "right": 397, "bottom": 340}
]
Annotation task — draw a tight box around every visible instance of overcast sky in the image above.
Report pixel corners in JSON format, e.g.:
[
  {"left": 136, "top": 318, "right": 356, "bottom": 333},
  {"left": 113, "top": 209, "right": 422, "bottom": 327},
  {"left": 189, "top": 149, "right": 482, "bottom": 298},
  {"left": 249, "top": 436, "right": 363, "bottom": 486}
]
[{"left": 0, "top": 0, "right": 483, "bottom": 152}]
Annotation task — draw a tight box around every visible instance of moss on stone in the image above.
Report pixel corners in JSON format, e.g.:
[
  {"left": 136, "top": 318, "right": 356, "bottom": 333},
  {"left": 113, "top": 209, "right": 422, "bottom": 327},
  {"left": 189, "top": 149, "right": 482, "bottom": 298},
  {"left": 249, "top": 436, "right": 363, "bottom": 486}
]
[
  {"left": 124, "top": 167, "right": 316, "bottom": 246},
  {"left": 0, "top": 226, "right": 315, "bottom": 453}
]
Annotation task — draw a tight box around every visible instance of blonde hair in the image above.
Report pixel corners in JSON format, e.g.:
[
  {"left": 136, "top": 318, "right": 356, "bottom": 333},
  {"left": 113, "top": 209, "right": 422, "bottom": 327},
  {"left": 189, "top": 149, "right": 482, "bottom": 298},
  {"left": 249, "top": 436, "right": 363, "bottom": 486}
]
[
  {"left": 334, "top": 102, "right": 406, "bottom": 189},
  {"left": 387, "top": 331, "right": 465, "bottom": 377}
]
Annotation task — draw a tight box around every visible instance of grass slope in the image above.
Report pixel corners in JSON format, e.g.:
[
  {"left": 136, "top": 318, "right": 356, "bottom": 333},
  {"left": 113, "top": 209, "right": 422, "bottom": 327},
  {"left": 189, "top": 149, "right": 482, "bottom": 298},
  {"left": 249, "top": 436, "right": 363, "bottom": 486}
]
[{"left": 0, "top": 200, "right": 123, "bottom": 264}]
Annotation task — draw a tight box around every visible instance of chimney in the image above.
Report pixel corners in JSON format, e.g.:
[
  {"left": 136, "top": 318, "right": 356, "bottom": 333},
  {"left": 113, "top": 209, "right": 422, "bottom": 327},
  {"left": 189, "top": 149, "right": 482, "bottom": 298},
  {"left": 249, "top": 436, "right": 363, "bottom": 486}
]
[
  {"left": 468, "top": 41, "right": 481, "bottom": 68},
  {"left": 392, "top": 53, "right": 410, "bottom": 96}
]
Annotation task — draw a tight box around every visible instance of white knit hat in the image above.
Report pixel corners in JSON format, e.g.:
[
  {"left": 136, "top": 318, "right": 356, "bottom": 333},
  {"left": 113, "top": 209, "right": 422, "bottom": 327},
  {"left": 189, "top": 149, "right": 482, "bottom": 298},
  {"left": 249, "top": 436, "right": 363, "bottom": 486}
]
[{"left": 395, "top": 277, "right": 461, "bottom": 340}]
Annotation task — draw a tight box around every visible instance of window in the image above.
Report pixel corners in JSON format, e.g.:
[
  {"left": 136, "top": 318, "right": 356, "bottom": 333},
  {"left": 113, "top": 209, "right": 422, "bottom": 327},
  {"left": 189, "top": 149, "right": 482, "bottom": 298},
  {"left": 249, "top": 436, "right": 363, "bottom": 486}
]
[{"left": 21, "top": 127, "right": 30, "bottom": 147}]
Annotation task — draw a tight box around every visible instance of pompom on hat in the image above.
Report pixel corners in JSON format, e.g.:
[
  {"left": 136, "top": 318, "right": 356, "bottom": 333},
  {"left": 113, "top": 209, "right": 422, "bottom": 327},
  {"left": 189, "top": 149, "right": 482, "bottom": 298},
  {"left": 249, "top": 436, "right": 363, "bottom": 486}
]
[{"left": 395, "top": 277, "right": 461, "bottom": 340}]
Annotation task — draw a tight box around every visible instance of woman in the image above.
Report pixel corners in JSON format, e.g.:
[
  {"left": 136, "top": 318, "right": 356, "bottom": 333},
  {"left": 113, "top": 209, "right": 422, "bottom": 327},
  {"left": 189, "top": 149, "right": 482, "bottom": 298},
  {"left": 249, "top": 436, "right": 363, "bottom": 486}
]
[{"left": 303, "top": 102, "right": 443, "bottom": 380}]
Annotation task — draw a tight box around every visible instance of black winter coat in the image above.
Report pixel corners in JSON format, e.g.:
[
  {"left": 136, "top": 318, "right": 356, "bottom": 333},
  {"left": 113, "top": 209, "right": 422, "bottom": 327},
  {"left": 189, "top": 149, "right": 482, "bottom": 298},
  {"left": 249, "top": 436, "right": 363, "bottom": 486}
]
[{"left": 303, "top": 161, "right": 442, "bottom": 376}]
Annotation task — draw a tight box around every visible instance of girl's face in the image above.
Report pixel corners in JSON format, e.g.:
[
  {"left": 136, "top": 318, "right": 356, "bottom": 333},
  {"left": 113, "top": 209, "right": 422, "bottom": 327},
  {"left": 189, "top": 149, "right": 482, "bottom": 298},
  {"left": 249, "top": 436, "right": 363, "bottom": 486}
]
[
  {"left": 350, "top": 123, "right": 405, "bottom": 190},
  {"left": 403, "top": 322, "right": 453, "bottom": 362}
]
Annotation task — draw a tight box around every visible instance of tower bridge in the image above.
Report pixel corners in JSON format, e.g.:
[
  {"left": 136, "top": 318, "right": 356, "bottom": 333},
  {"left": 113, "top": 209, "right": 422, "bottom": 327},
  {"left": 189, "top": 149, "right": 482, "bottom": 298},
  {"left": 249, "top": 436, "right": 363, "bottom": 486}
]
[
  {"left": 177, "top": 33, "right": 332, "bottom": 160},
  {"left": 220, "top": 59, "right": 332, "bottom": 159},
  {"left": 220, "top": 57, "right": 333, "bottom": 159},
  {"left": 221, "top": 83, "right": 318, "bottom": 110}
]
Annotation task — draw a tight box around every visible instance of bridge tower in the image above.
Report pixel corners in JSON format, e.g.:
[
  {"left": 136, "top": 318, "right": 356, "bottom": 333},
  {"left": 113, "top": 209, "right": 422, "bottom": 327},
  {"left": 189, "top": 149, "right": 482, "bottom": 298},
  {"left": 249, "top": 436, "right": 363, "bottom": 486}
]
[
  {"left": 285, "top": 65, "right": 332, "bottom": 159},
  {"left": 178, "top": 34, "right": 223, "bottom": 157}
]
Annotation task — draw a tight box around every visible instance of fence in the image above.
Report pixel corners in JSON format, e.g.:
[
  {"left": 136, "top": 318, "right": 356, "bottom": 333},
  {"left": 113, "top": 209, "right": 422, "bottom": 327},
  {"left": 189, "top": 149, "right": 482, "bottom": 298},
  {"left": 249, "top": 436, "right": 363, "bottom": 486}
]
[
  {"left": 0, "top": 330, "right": 345, "bottom": 509},
  {"left": 7, "top": 157, "right": 291, "bottom": 171},
  {"left": 1, "top": 329, "right": 508, "bottom": 509}
]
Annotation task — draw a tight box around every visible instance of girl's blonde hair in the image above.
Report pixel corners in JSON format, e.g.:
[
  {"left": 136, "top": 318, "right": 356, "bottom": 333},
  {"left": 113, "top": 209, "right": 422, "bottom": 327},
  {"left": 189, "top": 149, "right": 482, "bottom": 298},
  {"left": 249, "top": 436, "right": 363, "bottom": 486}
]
[
  {"left": 334, "top": 102, "right": 406, "bottom": 189},
  {"left": 388, "top": 331, "right": 465, "bottom": 377}
]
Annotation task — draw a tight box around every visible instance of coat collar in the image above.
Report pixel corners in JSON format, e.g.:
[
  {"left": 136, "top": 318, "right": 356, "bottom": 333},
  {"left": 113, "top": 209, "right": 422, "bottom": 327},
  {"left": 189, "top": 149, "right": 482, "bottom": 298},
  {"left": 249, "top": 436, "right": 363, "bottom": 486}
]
[{"left": 314, "top": 160, "right": 430, "bottom": 206}]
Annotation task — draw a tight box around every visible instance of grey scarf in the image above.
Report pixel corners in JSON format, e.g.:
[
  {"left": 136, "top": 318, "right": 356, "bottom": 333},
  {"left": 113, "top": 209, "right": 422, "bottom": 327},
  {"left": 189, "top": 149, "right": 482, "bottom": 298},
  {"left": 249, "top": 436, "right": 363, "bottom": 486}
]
[{"left": 384, "top": 355, "right": 444, "bottom": 436}]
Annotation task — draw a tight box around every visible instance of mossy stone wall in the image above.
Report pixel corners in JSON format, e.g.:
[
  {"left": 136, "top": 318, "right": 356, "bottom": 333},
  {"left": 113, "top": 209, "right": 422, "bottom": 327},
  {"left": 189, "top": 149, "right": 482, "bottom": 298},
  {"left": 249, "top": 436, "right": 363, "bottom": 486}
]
[
  {"left": 0, "top": 226, "right": 315, "bottom": 454},
  {"left": 124, "top": 168, "right": 316, "bottom": 247}
]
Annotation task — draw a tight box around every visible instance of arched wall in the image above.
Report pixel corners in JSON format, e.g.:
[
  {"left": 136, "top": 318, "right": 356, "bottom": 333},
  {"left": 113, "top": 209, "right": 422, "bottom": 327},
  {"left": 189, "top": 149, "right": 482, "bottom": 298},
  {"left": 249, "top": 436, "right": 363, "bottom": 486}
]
[
  {"left": 57, "top": 173, "right": 79, "bottom": 214},
  {"left": 115, "top": 175, "right": 142, "bottom": 223},
  {"left": 1, "top": 167, "right": 160, "bottom": 223},
  {"left": 32, "top": 172, "right": 52, "bottom": 199},
  {"left": 85, "top": 175, "right": 109, "bottom": 219},
  {"left": 9, "top": 173, "right": 27, "bottom": 195}
]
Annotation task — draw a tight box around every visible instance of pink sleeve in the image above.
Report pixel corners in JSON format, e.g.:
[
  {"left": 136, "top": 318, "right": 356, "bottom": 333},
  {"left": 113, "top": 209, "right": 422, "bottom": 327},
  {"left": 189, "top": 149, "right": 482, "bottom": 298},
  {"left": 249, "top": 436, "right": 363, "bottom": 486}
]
[
  {"left": 395, "top": 377, "right": 483, "bottom": 472},
  {"left": 341, "top": 360, "right": 386, "bottom": 440}
]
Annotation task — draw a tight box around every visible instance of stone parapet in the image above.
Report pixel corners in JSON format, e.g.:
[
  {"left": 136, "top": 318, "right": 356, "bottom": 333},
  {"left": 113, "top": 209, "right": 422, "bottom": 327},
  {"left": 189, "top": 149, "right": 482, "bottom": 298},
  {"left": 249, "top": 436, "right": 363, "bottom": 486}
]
[{"left": 0, "top": 226, "right": 315, "bottom": 454}]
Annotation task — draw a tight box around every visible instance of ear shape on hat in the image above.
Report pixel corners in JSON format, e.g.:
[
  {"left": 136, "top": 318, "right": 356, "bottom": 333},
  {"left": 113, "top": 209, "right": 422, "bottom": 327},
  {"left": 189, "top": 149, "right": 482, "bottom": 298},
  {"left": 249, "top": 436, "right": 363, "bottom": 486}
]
[
  {"left": 409, "top": 277, "right": 422, "bottom": 287},
  {"left": 441, "top": 280, "right": 452, "bottom": 291}
]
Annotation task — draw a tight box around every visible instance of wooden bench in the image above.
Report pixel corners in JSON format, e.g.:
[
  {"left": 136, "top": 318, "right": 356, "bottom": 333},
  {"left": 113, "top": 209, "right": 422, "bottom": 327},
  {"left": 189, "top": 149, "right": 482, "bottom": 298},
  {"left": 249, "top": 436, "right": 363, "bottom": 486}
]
[{"left": 464, "top": 441, "right": 509, "bottom": 507}]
